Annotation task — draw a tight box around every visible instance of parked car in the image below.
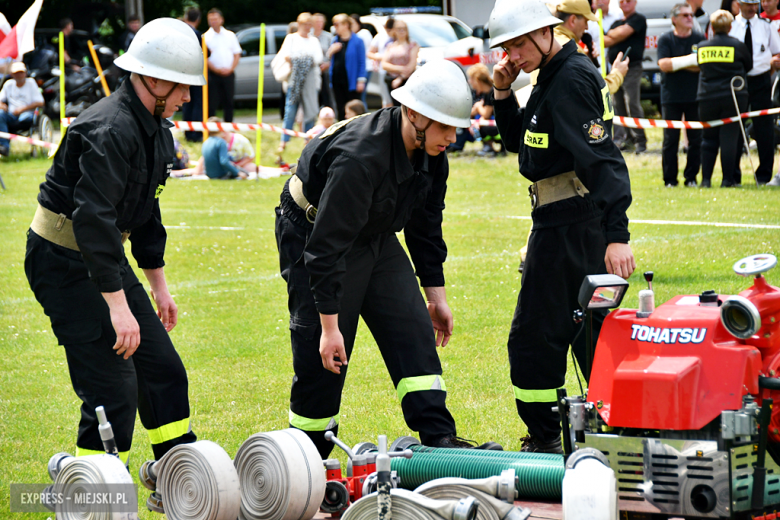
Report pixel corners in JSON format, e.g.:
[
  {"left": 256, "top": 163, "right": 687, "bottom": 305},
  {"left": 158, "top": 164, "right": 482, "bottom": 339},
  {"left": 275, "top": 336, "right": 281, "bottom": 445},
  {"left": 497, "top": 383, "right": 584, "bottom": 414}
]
[{"left": 231, "top": 24, "right": 290, "bottom": 103}]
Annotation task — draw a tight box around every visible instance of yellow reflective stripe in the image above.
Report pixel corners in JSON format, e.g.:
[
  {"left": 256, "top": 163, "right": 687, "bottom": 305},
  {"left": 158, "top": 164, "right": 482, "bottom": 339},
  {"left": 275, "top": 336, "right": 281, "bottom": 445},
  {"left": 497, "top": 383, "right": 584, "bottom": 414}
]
[
  {"left": 513, "top": 386, "right": 560, "bottom": 403},
  {"left": 147, "top": 418, "right": 190, "bottom": 445},
  {"left": 698, "top": 46, "right": 734, "bottom": 64},
  {"left": 396, "top": 375, "right": 447, "bottom": 402},
  {"left": 288, "top": 410, "right": 339, "bottom": 431},
  {"left": 601, "top": 84, "right": 614, "bottom": 121},
  {"left": 524, "top": 130, "right": 549, "bottom": 148},
  {"left": 76, "top": 447, "right": 130, "bottom": 465}
]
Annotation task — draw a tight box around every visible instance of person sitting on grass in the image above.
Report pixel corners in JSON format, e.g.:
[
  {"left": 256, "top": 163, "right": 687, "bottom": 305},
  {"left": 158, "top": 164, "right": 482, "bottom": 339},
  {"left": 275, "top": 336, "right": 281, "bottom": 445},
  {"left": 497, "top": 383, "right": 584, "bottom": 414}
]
[
  {"left": 344, "top": 99, "right": 367, "bottom": 119},
  {"left": 307, "top": 106, "right": 336, "bottom": 139},
  {"left": 173, "top": 117, "right": 257, "bottom": 178},
  {"left": 448, "top": 64, "right": 501, "bottom": 156}
]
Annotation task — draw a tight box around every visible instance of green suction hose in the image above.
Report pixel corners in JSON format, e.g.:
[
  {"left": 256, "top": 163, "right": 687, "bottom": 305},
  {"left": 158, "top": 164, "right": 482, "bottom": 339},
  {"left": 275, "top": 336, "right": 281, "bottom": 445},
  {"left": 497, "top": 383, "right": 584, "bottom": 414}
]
[{"left": 390, "top": 448, "right": 565, "bottom": 500}]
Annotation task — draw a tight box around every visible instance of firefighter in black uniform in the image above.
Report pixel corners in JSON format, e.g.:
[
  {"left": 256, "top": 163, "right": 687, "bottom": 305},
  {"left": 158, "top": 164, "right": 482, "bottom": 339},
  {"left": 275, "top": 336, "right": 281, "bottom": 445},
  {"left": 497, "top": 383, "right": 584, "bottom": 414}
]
[
  {"left": 488, "top": 0, "right": 636, "bottom": 453},
  {"left": 24, "top": 19, "right": 205, "bottom": 512},
  {"left": 276, "top": 60, "right": 501, "bottom": 458}
]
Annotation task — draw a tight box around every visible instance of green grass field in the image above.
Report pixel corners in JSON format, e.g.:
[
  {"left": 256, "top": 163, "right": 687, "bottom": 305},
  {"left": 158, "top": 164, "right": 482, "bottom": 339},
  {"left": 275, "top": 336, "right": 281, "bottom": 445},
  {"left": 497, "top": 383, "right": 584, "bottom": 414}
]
[{"left": 0, "top": 127, "right": 778, "bottom": 519}]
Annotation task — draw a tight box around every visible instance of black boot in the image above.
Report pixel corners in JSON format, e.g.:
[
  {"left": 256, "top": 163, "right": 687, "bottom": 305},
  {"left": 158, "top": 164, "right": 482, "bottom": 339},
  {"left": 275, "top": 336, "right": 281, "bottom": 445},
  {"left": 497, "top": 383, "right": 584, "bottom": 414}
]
[
  {"left": 520, "top": 435, "right": 563, "bottom": 454},
  {"left": 431, "top": 434, "right": 503, "bottom": 451}
]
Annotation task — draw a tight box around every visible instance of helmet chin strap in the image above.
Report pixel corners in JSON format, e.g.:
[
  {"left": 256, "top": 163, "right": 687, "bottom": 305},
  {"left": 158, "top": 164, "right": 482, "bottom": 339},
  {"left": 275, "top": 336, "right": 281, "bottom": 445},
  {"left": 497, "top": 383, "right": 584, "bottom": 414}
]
[
  {"left": 405, "top": 108, "right": 434, "bottom": 148},
  {"left": 527, "top": 27, "right": 555, "bottom": 69},
  {"left": 139, "top": 76, "right": 179, "bottom": 117}
]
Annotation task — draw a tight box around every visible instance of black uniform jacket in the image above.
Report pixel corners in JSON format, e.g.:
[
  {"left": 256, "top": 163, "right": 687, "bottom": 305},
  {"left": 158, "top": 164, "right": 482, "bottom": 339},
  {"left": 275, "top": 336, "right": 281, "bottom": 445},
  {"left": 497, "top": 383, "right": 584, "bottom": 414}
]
[
  {"left": 295, "top": 107, "right": 448, "bottom": 315},
  {"left": 696, "top": 34, "right": 752, "bottom": 102},
  {"left": 38, "top": 80, "right": 174, "bottom": 293},
  {"left": 494, "top": 41, "right": 632, "bottom": 245}
]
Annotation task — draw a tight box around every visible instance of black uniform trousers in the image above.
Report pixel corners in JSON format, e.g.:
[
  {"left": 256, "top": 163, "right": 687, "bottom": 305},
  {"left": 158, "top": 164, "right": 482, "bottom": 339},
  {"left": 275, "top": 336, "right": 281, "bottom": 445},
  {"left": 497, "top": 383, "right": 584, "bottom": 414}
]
[
  {"left": 208, "top": 71, "right": 236, "bottom": 122},
  {"left": 25, "top": 231, "right": 196, "bottom": 462},
  {"left": 181, "top": 85, "right": 203, "bottom": 142},
  {"left": 735, "top": 71, "right": 775, "bottom": 184},
  {"left": 661, "top": 102, "right": 702, "bottom": 185},
  {"left": 700, "top": 96, "right": 747, "bottom": 187},
  {"left": 275, "top": 188, "right": 456, "bottom": 459},
  {"left": 508, "top": 197, "right": 606, "bottom": 443}
]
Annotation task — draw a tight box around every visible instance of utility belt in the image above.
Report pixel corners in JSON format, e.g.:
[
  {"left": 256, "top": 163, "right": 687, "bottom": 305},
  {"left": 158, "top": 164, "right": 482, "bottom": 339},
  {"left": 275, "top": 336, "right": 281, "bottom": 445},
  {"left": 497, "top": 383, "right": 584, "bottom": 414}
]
[
  {"left": 288, "top": 174, "right": 318, "bottom": 223},
  {"left": 30, "top": 203, "right": 130, "bottom": 252},
  {"left": 528, "top": 171, "right": 589, "bottom": 210}
]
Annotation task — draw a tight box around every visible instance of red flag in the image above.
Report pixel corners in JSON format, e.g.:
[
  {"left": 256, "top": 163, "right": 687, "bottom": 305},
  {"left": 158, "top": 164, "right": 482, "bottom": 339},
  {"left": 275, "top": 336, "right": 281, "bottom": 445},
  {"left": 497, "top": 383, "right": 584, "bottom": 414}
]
[
  {"left": 0, "top": 0, "right": 44, "bottom": 60},
  {"left": 0, "top": 13, "right": 11, "bottom": 47}
]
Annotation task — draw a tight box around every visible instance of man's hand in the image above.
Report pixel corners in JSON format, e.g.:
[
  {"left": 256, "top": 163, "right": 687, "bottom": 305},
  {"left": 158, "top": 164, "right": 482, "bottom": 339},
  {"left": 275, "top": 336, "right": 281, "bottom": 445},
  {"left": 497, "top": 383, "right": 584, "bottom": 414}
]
[
  {"left": 328, "top": 42, "right": 343, "bottom": 57},
  {"left": 320, "top": 62, "right": 330, "bottom": 71},
  {"left": 320, "top": 313, "right": 347, "bottom": 374},
  {"left": 772, "top": 54, "right": 780, "bottom": 69},
  {"left": 605, "top": 243, "right": 636, "bottom": 279},
  {"left": 357, "top": 82, "right": 365, "bottom": 93},
  {"left": 493, "top": 55, "right": 521, "bottom": 90},
  {"left": 102, "top": 290, "right": 140, "bottom": 359},
  {"left": 611, "top": 52, "right": 629, "bottom": 77},
  {"left": 424, "top": 286, "right": 453, "bottom": 347},
  {"left": 150, "top": 288, "right": 178, "bottom": 332}
]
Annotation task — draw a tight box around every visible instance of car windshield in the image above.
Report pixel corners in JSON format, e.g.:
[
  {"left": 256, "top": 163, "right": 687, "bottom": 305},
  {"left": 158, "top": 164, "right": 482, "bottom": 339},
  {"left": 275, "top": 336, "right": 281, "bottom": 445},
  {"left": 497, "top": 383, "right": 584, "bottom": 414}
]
[{"left": 404, "top": 18, "right": 469, "bottom": 47}]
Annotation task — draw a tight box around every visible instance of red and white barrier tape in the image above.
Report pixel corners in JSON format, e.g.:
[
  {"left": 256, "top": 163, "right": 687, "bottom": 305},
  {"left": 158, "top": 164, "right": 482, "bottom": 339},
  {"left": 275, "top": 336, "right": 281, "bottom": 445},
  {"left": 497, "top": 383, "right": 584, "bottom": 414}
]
[
  {"left": 0, "top": 131, "right": 55, "bottom": 148},
  {"left": 615, "top": 107, "right": 780, "bottom": 129},
  {"left": 62, "top": 118, "right": 313, "bottom": 138}
]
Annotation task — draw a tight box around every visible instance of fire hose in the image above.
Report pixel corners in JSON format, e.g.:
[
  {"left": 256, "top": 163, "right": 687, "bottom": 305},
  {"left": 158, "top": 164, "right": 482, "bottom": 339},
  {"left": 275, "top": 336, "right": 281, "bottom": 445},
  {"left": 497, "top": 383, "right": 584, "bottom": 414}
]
[
  {"left": 415, "top": 471, "right": 531, "bottom": 520},
  {"left": 342, "top": 488, "right": 480, "bottom": 520},
  {"left": 233, "top": 428, "right": 326, "bottom": 520},
  {"left": 49, "top": 453, "right": 137, "bottom": 520},
  {"left": 154, "top": 440, "right": 241, "bottom": 520},
  {"left": 390, "top": 446, "right": 564, "bottom": 499}
]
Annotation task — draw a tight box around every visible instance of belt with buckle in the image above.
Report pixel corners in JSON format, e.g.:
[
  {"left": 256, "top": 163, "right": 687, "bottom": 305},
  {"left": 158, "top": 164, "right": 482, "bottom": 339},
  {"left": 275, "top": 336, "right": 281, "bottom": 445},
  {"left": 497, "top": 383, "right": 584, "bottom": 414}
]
[
  {"left": 528, "top": 171, "right": 589, "bottom": 210},
  {"left": 288, "top": 174, "right": 318, "bottom": 223},
  {"left": 30, "top": 203, "right": 131, "bottom": 251}
]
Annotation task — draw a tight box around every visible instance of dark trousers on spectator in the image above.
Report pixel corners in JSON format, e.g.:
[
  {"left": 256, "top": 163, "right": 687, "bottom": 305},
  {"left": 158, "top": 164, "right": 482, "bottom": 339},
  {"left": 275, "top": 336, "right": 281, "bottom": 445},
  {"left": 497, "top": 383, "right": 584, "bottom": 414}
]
[
  {"left": 735, "top": 71, "right": 775, "bottom": 184},
  {"left": 332, "top": 81, "right": 360, "bottom": 121},
  {"left": 700, "top": 96, "right": 747, "bottom": 187},
  {"left": 613, "top": 66, "right": 647, "bottom": 146},
  {"left": 208, "top": 72, "right": 235, "bottom": 122},
  {"left": 319, "top": 69, "right": 334, "bottom": 110},
  {"left": 661, "top": 102, "right": 701, "bottom": 185},
  {"left": 181, "top": 85, "right": 203, "bottom": 142}
]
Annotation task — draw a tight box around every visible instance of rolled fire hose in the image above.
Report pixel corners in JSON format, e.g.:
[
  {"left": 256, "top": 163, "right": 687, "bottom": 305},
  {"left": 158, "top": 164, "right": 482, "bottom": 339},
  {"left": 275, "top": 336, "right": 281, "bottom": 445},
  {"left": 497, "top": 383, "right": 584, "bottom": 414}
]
[
  {"left": 233, "top": 428, "right": 326, "bottom": 520},
  {"left": 52, "top": 453, "right": 137, "bottom": 520},
  {"left": 342, "top": 488, "right": 479, "bottom": 520},
  {"left": 391, "top": 448, "right": 564, "bottom": 499},
  {"left": 415, "top": 472, "right": 531, "bottom": 520},
  {"left": 154, "top": 440, "right": 241, "bottom": 520}
]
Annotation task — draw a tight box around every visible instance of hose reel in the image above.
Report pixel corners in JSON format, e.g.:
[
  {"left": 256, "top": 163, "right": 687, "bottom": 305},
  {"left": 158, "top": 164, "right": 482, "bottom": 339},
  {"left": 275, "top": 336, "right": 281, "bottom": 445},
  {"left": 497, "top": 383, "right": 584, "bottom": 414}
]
[
  {"left": 233, "top": 428, "right": 326, "bottom": 520},
  {"left": 342, "top": 488, "right": 479, "bottom": 520}
]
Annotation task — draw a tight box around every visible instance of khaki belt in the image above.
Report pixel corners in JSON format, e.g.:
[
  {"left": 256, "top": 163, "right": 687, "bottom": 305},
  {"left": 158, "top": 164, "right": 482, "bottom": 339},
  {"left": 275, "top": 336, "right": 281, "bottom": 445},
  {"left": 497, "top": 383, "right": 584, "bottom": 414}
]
[
  {"left": 289, "top": 174, "right": 318, "bottom": 223},
  {"left": 30, "top": 204, "right": 130, "bottom": 252},
  {"left": 528, "top": 171, "right": 589, "bottom": 210}
]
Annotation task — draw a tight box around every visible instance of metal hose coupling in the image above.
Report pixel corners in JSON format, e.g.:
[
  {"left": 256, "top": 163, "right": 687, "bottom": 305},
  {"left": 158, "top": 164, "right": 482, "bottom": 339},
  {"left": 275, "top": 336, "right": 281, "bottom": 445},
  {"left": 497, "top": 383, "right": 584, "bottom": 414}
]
[
  {"left": 154, "top": 440, "right": 241, "bottom": 520},
  {"left": 343, "top": 488, "right": 479, "bottom": 520},
  {"left": 233, "top": 428, "right": 326, "bottom": 520},
  {"left": 51, "top": 453, "right": 137, "bottom": 520}
]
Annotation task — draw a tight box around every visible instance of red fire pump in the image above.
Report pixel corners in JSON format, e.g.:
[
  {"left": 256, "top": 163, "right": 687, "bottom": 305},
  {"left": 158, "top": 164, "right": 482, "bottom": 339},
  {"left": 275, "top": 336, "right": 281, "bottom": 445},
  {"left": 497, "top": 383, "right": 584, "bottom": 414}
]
[{"left": 559, "top": 254, "right": 780, "bottom": 519}]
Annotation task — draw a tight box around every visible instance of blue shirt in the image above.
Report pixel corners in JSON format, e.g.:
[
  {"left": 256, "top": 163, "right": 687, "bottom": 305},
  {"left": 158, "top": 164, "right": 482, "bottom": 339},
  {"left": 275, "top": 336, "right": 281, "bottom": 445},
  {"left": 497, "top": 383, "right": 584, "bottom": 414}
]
[{"left": 202, "top": 136, "right": 239, "bottom": 179}]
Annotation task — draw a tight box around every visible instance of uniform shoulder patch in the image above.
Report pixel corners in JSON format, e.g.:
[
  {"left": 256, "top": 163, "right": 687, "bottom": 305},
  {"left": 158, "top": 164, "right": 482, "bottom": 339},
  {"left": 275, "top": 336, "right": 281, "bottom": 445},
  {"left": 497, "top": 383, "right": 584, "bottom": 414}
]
[{"left": 583, "top": 118, "right": 608, "bottom": 145}]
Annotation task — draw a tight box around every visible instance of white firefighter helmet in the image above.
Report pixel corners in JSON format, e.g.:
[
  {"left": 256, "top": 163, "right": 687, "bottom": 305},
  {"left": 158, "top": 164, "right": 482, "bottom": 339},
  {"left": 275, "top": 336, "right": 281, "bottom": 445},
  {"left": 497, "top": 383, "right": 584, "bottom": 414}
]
[
  {"left": 488, "top": 0, "right": 562, "bottom": 49},
  {"left": 390, "top": 60, "right": 472, "bottom": 129},
  {"left": 114, "top": 18, "right": 206, "bottom": 86}
]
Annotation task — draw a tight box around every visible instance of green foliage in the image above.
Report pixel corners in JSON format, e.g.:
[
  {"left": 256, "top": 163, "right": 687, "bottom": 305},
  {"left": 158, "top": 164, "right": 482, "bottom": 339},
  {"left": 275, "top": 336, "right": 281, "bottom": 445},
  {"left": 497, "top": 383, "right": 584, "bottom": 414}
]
[{"left": 0, "top": 127, "right": 778, "bottom": 518}]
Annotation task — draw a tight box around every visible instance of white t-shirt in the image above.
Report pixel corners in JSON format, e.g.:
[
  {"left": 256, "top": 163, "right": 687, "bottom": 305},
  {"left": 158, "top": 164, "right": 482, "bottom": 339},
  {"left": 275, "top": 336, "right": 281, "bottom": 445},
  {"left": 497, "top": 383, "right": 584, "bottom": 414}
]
[
  {"left": 204, "top": 27, "right": 242, "bottom": 70},
  {"left": 730, "top": 15, "right": 780, "bottom": 76},
  {"left": 281, "top": 33, "right": 323, "bottom": 64},
  {"left": 0, "top": 78, "right": 44, "bottom": 114}
]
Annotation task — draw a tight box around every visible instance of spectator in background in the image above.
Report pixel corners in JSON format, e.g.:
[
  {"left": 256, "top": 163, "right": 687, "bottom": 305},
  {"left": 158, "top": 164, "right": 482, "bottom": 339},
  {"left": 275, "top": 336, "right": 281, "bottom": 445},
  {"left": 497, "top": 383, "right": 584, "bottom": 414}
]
[
  {"left": 658, "top": 3, "right": 703, "bottom": 187},
  {"left": 369, "top": 18, "right": 395, "bottom": 108},
  {"left": 328, "top": 13, "right": 367, "bottom": 120},
  {"left": 204, "top": 8, "right": 241, "bottom": 122},
  {"left": 182, "top": 8, "right": 204, "bottom": 142},
  {"left": 278, "top": 21, "right": 298, "bottom": 123},
  {"left": 381, "top": 19, "right": 419, "bottom": 106},
  {"left": 688, "top": 0, "right": 708, "bottom": 32},
  {"left": 588, "top": 0, "right": 620, "bottom": 53},
  {"left": 697, "top": 10, "right": 752, "bottom": 187},
  {"left": 730, "top": 0, "right": 780, "bottom": 185},
  {"left": 761, "top": 0, "right": 780, "bottom": 33},
  {"left": 278, "top": 13, "right": 323, "bottom": 155},
  {"left": 59, "top": 18, "right": 80, "bottom": 70},
  {"left": 312, "top": 13, "right": 334, "bottom": 110},
  {"left": 0, "top": 62, "right": 45, "bottom": 156},
  {"left": 605, "top": 0, "right": 648, "bottom": 153},
  {"left": 449, "top": 63, "right": 499, "bottom": 156},
  {"left": 201, "top": 118, "right": 249, "bottom": 180},
  {"left": 120, "top": 16, "right": 141, "bottom": 53},
  {"left": 351, "top": 14, "right": 374, "bottom": 106},
  {"left": 307, "top": 106, "right": 335, "bottom": 139},
  {"left": 344, "top": 99, "right": 366, "bottom": 119}
]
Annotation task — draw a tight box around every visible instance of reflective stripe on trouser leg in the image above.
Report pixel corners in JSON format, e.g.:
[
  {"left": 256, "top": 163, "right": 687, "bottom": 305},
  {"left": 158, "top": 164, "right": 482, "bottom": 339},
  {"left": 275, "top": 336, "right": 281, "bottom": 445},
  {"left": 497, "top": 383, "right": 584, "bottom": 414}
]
[
  {"left": 396, "top": 375, "right": 447, "bottom": 402},
  {"left": 76, "top": 447, "right": 131, "bottom": 465},
  {"left": 513, "top": 386, "right": 559, "bottom": 403},
  {"left": 288, "top": 410, "right": 339, "bottom": 431},
  {"left": 148, "top": 417, "right": 191, "bottom": 445}
]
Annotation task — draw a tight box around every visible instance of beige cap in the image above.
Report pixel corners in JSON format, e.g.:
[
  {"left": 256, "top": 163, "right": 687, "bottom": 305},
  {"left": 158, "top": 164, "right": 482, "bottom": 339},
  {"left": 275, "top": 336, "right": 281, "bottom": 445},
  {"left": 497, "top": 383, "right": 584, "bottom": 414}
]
[
  {"left": 10, "top": 62, "right": 27, "bottom": 74},
  {"left": 557, "top": 0, "right": 599, "bottom": 21}
]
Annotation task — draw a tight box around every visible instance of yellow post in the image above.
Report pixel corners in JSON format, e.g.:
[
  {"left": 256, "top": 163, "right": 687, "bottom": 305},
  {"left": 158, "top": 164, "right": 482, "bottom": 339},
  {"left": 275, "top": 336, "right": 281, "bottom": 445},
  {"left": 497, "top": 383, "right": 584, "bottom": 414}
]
[
  {"left": 256, "top": 24, "right": 266, "bottom": 170},
  {"left": 59, "top": 31, "right": 65, "bottom": 124},
  {"left": 87, "top": 40, "right": 111, "bottom": 97},
  {"left": 202, "top": 37, "right": 209, "bottom": 139},
  {"left": 598, "top": 9, "right": 606, "bottom": 78}
]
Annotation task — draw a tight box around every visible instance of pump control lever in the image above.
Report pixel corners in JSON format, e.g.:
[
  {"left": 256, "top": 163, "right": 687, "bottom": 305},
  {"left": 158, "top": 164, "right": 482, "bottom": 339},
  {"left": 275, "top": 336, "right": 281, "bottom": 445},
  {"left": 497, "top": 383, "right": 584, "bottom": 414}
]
[
  {"left": 644, "top": 271, "right": 653, "bottom": 291},
  {"left": 325, "top": 431, "right": 357, "bottom": 460}
]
